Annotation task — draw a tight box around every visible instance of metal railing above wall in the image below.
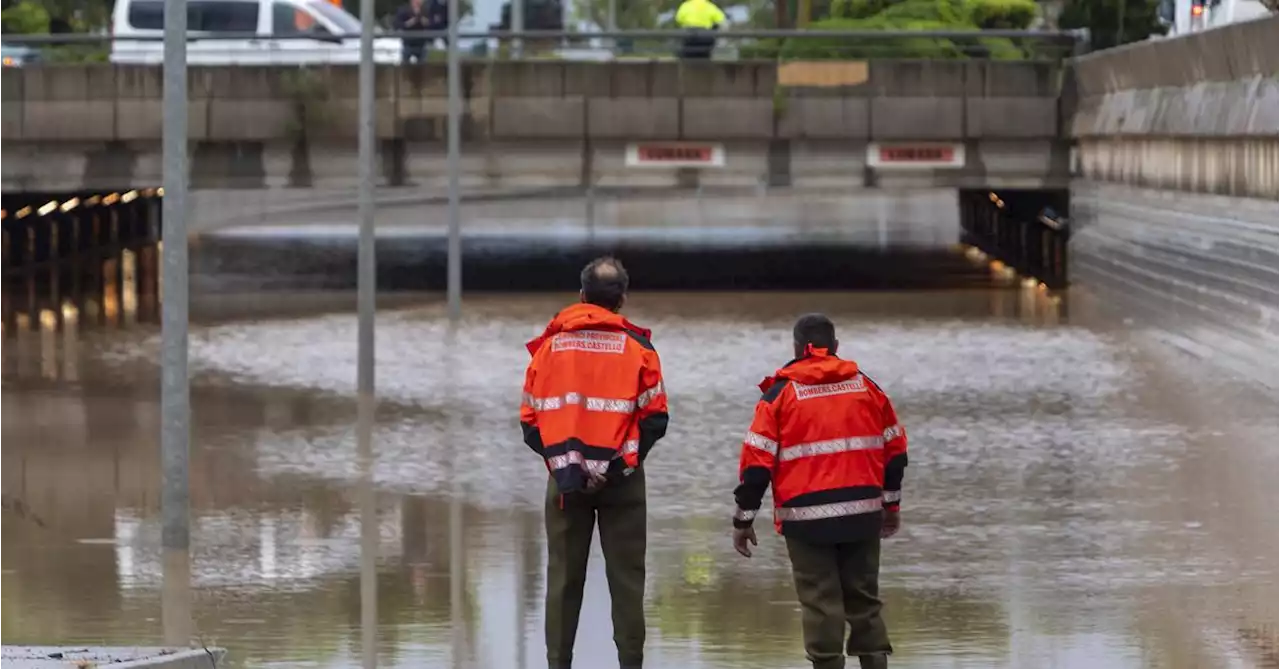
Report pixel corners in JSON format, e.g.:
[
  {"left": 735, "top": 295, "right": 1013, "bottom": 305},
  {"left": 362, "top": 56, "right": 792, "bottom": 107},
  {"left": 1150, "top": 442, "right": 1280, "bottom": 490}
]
[{"left": 3, "top": 29, "right": 1085, "bottom": 65}]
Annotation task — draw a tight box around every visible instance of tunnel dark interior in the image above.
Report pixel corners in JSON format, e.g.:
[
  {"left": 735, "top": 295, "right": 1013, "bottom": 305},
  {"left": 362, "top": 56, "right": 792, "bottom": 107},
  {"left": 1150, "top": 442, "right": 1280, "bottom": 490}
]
[
  {"left": 190, "top": 237, "right": 1000, "bottom": 293},
  {"left": 4, "top": 188, "right": 1072, "bottom": 303}
]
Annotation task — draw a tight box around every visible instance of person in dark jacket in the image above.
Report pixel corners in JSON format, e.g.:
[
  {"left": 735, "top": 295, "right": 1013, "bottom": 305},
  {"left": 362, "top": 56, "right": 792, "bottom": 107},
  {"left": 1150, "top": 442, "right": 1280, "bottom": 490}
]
[{"left": 394, "top": 0, "right": 448, "bottom": 63}]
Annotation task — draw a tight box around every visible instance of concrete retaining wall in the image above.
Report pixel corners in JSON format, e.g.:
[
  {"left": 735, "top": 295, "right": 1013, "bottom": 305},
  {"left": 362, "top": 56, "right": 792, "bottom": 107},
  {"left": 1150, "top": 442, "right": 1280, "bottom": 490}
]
[
  {"left": 1, "top": 60, "right": 1067, "bottom": 191},
  {"left": 1066, "top": 15, "right": 1279, "bottom": 198},
  {"left": 2, "top": 60, "right": 1062, "bottom": 143},
  {"left": 1, "top": 138, "right": 1068, "bottom": 194},
  {"left": 1066, "top": 17, "right": 1279, "bottom": 388},
  {"left": 1070, "top": 181, "right": 1278, "bottom": 389}
]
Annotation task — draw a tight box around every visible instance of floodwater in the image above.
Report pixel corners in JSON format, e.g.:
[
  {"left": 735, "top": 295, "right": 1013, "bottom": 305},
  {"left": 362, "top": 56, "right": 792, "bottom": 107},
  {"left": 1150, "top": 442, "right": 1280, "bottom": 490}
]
[{"left": 2, "top": 256, "right": 1277, "bottom": 668}]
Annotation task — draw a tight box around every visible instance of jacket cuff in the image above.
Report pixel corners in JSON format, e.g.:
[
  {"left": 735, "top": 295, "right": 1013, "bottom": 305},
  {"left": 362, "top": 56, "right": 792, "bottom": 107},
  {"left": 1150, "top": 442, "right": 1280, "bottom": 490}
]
[
  {"left": 732, "top": 507, "right": 758, "bottom": 529},
  {"left": 882, "top": 489, "right": 901, "bottom": 511}
]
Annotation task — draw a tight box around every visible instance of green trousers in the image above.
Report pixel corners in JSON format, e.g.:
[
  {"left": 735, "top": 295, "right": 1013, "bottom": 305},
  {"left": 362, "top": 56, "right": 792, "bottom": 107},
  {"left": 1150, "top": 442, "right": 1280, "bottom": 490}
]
[
  {"left": 786, "top": 535, "right": 893, "bottom": 669},
  {"left": 545, "top": 469, "right": 647, "bottom": 669}
]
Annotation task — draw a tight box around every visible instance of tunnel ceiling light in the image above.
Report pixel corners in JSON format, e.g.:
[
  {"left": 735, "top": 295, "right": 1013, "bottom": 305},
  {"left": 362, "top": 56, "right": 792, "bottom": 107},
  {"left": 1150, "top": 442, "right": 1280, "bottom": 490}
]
[
  {"left": 157, "top": 187, "right": 165, "bottom": 197},
  {"left": 122, "top": 190, "right": 139, "bottom": 204},
  {"left": 16, "top": 206, "right": 32, "bottom": 219},
  {"left": 103, "top": 193, "right": 121, "bottom": 206},
  {"left": 37, "top": 201, "right": 58, "bottom": 217},
  {"left": 0, "top": 209, "right": 6, "bottom": 220},
  {"left": 60, "top": 198, "right": 80, "bottom": 213},
  {"left": 85, "top": 195, "right": 102, "bottom": 207}
]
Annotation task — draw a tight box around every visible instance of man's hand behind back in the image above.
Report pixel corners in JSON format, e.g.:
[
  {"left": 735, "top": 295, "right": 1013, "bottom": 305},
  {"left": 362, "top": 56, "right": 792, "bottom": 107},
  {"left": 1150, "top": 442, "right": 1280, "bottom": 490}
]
[{"left": 584, "top": 471, "right": 608, "bottom": 493}]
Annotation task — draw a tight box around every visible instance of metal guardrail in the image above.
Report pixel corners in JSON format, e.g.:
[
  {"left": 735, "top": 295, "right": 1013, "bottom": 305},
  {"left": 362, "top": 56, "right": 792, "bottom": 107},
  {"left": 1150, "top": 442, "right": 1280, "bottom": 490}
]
[{"left": 2, "top": 29, "right": 1084, "bottom": 63}]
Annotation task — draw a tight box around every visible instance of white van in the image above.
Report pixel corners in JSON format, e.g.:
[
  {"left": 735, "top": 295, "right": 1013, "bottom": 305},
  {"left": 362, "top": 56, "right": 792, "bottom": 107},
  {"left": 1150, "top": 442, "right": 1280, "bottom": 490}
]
[{"left": 110, "top": 0, "right": 402, "bottom": 65}]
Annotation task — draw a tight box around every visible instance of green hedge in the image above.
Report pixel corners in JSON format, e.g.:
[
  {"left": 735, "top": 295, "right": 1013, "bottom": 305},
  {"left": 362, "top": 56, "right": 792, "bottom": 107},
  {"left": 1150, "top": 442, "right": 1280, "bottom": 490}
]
[
  {"left": 1, "top": 0, "right": 50, "bottom": 33},
  {"left": 789, "top": 17, "right": 966, "bottom": 59},
  {"left": 738, "top": 0, "right": 1039, "bottom": 61},
  {"left": 965, "top": 0, "right": 1038, "bottom": 29}
]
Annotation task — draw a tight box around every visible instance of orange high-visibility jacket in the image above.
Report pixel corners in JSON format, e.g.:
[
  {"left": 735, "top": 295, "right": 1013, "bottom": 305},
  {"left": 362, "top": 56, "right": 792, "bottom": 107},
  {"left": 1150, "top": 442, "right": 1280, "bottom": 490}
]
[
  {"left": 733, "top": 348, "right": 907, "bottom": 543},
  {"left": 521, "top": 304, "right": 669, "bottom": 493}
]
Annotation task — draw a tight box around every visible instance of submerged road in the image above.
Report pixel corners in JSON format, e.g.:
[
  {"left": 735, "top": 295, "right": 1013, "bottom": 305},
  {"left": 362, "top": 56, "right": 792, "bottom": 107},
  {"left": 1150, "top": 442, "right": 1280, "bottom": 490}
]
[{"left": 2, "top": 279, "right": 1276, "bottom": 667}]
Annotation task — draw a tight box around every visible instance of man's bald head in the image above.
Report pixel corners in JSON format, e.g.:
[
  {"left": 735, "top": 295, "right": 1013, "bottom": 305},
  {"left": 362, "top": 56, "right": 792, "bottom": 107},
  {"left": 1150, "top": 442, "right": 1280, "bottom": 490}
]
[{"left": 580, "top": 256, "right": 629, "bottom": 312}]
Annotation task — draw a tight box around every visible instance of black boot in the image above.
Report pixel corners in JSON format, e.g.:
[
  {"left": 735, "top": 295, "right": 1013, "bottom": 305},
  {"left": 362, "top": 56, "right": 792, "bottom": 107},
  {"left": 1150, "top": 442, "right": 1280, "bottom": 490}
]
[{"left": 858, "top": 655, "right": 887, "bottom": 669}]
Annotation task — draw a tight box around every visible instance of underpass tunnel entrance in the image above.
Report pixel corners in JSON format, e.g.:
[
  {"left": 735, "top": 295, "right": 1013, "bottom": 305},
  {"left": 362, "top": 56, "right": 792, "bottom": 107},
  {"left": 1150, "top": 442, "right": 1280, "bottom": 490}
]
[
  {"left": 3, "top": 189, "right": 164, "bottom": 273},
  {"left": 959, "top": 188, "right": 1070, "bottom": 290}
]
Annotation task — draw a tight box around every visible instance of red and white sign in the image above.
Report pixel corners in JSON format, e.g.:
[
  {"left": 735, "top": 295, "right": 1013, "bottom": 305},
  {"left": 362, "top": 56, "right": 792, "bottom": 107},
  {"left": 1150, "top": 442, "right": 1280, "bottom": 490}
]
[
  {"left": 867, "top": 142, "right": 965, "bottom": 170},
  {"left": 626, "top": 143, "right": 725, "bottom": 168}
]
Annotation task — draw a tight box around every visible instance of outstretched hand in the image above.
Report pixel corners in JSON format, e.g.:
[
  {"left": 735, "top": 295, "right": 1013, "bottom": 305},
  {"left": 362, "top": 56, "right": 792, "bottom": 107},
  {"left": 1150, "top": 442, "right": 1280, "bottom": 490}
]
[{"left": 732, "top": 526, "right": 758, "bottom": 558}]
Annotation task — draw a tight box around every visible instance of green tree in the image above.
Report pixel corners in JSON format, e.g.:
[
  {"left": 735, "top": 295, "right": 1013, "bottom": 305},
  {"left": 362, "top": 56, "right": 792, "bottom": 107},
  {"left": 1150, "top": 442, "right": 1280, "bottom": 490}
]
[
  {"left": 1, "top": 0, "right": 50, "bottom": 33},
  {"left": 1058, "top": 0, "right": 1161, "bottom": 49},
  {"left": 1, "top": 0, "right": 112, "bottom": 33}
]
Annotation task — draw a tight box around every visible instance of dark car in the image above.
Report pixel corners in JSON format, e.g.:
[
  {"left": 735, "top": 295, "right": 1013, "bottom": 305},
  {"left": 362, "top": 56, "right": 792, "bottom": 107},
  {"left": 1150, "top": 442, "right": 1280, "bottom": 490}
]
[{"left": 2, "top": 44, "right": 40, "bottom": 67}]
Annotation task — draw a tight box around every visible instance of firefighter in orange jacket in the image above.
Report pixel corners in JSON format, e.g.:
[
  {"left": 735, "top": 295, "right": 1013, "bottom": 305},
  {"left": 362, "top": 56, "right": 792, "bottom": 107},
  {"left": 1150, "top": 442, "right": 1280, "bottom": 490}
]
[
  {"left": 731, "top": 313, "right": 907, "bottom": 669},
  {"left": 521, "top": 256, "right": 668, "bottom": 669}
]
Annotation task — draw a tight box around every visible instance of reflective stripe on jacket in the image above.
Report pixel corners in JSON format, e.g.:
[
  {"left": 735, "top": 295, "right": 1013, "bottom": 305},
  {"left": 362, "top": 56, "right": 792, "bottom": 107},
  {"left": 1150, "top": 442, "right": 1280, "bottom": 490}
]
[
  {"left": 732, "top": 348, "right": 907, "bottom": 543},
  {"left": 521, "top": 303, "right": 669, "bottom": 494},
  {"left": 675, "top": 0, "right": 726, "bottom": 29}
]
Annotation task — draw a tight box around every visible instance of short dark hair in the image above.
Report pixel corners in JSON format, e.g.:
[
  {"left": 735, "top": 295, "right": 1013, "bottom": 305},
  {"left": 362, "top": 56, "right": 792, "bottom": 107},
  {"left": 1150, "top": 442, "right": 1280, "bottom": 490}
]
[
  {"left": 580, "top": 256, "right": 629, "bottom": 310},
  {"left": 793, "top": 313, "right": 836, "bottom": 350}
]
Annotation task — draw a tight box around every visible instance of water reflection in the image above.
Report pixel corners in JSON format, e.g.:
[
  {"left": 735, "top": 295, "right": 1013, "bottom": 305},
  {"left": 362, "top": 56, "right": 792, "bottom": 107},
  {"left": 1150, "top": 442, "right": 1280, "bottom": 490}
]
[
  {"left": 162, "top": 547, "right": 193, "bottom": 646},
  {"left": 1, "top": 284, "right": 1275, "bottom": 669}
]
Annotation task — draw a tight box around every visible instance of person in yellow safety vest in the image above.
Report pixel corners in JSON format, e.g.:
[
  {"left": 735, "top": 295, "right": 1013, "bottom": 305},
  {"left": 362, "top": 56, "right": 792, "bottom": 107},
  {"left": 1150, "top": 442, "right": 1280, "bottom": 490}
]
[{"left": 674, "top": 0, "right": 726, "bottom": 59}]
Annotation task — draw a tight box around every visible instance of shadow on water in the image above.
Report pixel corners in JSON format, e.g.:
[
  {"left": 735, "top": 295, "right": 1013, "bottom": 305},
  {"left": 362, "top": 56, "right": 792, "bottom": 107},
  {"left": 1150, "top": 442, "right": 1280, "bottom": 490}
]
[{"left": 2, "top": 242, "right": 1276, "bottom": 669}]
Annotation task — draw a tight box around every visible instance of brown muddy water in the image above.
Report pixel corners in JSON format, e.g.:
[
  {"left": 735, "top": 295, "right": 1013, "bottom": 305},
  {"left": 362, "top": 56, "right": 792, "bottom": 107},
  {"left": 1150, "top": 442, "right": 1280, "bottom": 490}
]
[{"left": 2, "top": 271, "right": 1277, "bottom": 668}]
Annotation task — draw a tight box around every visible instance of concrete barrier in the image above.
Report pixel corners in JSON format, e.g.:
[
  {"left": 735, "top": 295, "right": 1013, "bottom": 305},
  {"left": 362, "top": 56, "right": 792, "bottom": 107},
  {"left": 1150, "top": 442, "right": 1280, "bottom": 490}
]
[
  {"left": 1065, "top": 15, "right": 1279, "bottom": 198},
  {"left": 1067, "top": 13, "right": 1276, "bottom": 140},
  {"left": 1, "top": 60, "right": 1070, "bottom": 191},
  {"left": 2, "top": 60, "right": 1062, "bottom": 144},
  {"left": 1066, "top": 18, "right": 1279, "bottom": 390}
]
